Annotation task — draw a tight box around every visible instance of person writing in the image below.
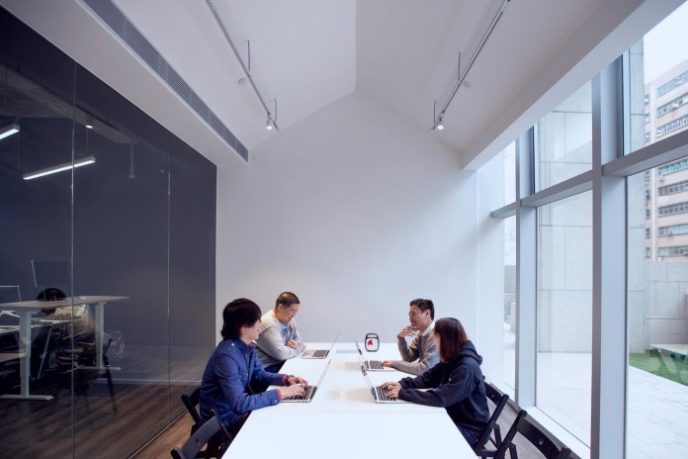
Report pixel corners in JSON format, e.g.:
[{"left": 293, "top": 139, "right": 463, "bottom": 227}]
[
  {"left": 381, "top": 317, "right": 489, "bottom": 448},
  {"left": 382, "top": 298, "right": 440, "bottom": 375},
  {"left": 255, "top": 291, "right": 306, "bottom": 373},
  {"left": 199, "top": 298, "right": 308, "bottom": 434}
]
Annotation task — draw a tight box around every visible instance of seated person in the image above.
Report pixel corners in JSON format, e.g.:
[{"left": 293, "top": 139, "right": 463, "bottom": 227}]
[
  {"left": 382, "top": 298, "right": 439, "bottom": 375},
  {"left": 381, "top": 317, "right": 490, "bottom": 448},
  {"left": 199, "top": 298, "right": 307, "bottom": 433},
  {"left": 255, "top": 291, "right": 306, "bottom": 373}
]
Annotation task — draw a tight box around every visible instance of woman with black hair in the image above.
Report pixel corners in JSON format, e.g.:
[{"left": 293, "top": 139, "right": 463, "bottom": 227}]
[
  {"left": 382, "top": 317, "right": 490, "bottom": 448},
  {"left": 199, "top": 298, "right": 308, "bottom": 433}
]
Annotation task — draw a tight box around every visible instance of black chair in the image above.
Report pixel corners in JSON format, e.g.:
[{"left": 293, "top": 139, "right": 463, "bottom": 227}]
[
  {"left": 181, "top": 387, "right": 203, "bottom": 430},
  {"left": 475, "top": 381, "right": 512, "bottom": 458},
  {"left": 495, "top": 410, "right": 572, "bottom": 459},
  {"left": 171, "top": 413, "right": 233, "bottom": 459}
]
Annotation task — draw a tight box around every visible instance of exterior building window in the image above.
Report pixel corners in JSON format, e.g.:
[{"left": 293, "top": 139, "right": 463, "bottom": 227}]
[
  {"left": 658, "top": 223, "right": 688, "bottom": 236},
  {"left": 657, "top": 69, "right": 688, "bottom": 98},
  {"left": 657, "top": 92, "right": 688, "bottom": 117},
  {"left": 659, "top": 179, "right": 688, "bottom": 196},
  {"left": 657, "top": 245, "right": 688, "bottom": 256},
  {"left": 656, "top": 114, "right": 688, "bottom": 138},
  {"left": 646, "top": 228, "right": 651, "bottom": 239},
  {"left": 658, "top": 201, "right": 688, "bottom": 217},
  {"left": 658, "top": 158, "right": 688, "bottom": 176}
]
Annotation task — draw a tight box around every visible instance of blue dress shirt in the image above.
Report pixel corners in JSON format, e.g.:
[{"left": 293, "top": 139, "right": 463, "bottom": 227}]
[{"left": 200, "top": 338, "right": 285, "bottom": 428}]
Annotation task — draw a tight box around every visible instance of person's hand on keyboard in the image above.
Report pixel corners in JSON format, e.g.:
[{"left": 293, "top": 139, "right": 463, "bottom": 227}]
[
  {"left": 280, "top": 384, "right": 306, "bottom": 399},
  {"left": 286, "top": 375, "right": 309, "bottom": 387},
  {"left": 381, "top": 382, "right": 401, "bottom": 399},
  {"left": 382, "top": 360, "right": 394, "bottom": 368}
]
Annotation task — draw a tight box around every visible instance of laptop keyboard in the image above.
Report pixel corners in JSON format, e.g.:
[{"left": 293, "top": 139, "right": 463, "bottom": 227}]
[
  {"left": 312, "top": 350, "right": 329, "bottom": 358},
  {"left": 374, "top": 386, "right": 392, "bottom": 401},
  {"left": 367, "top": 360, "right": 384, "bottom": 370},
  {"left": 286, "top": 385, "right": 315, "bottom": 400}
]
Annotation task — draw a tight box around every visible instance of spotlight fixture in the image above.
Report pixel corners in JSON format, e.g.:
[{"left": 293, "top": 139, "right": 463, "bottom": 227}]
[
  {"left": 0, "top": 123, "right": 20, "bottom": 141},
  {"left": 23, "top": 156, "right": 96, "bottom": 181},
  {"left": 266, "top": 117, "right": 274, "bottom": 131},
  {"left": 432, "top": 0, "right": 510, "bottom": 131},
  {"left": 85, "top": 123, "right": 94, "bottom": 130}
]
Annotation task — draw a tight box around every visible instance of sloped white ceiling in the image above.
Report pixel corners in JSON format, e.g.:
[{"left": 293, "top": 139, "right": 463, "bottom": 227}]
[{"left": 0, "top": 0, "right": 681, "bottom": 166}]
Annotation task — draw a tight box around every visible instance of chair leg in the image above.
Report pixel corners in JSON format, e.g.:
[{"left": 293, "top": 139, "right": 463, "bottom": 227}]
[{"left": 103, "top": 355, "right": 117, "bottom": 412}]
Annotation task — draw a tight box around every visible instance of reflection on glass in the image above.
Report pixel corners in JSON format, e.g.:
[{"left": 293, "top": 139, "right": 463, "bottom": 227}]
[
  {"left": 536, "top": 191, "right": 592, "bottom": 445},
  {"left": 629, "top": 2, "right": 688, "bottom": 152},
  {"left": 627, "top": 158, "right": 688, "bottom": 457},
  {"left": 503, "top": 216, "right": 516, "bottom": 392},
  {"left": 537, "top": 82, "right": 592, "bottom": 191},
  {"left": 0, "top": 62, "right": 75, "bottom": 456}
]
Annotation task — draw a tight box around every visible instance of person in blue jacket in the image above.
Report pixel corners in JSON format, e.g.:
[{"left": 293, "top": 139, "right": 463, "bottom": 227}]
[
  {"left": 381, "top": 317, "right": 489, "bottom": 448},
  {"left": 199, "top": 298, "right": 308, "bottom": 433}
]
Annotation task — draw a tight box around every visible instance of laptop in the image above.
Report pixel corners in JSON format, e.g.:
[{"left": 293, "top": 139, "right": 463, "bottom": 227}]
[
  {"left": 355, "top": 341, "right": 387, "bottom": 371},
  {"left": 281, "top": 359, "right": 332, "bottom": 403},
  {"left": 360, "top": 365, "right": 405, "bottom": 404},
  {"left": 301, "top": 332, "right": 340, "bottom": 359}
]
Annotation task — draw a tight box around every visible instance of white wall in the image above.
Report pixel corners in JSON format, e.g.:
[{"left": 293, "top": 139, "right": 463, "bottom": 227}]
[{"left": 216, "top": 93, "right": 478, "bottom": 343}]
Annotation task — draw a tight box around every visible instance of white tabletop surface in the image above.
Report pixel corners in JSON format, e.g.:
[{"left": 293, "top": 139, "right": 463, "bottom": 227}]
[
  {"left": 224, "top": 342, "right": 475, "bottom": 458},
  {"left": 0, "top": 295, "right": 128, "bottom": 310}
]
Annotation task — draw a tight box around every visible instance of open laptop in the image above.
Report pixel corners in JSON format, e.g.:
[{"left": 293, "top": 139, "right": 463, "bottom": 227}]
[
  {"left": 360, "top": 365, "right": 405, "bottom": 404},
  {"left": 301, "top": 332, "right": 340, "bottom": 359},
  {"left": 355, "top": 341, "right": 387, "bottom": 371},
  {"left": 281, "top": 359, "right": 332, "bottom": 403}
]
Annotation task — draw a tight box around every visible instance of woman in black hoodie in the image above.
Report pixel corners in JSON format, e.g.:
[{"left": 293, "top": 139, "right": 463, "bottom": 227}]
[{"left": 382, "top": 317, "right": 490, "bottom": 447}]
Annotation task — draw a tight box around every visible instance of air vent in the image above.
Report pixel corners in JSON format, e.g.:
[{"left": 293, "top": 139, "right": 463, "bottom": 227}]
[{"left": 81, "top": 0, "right": 248, "bottom": 162}]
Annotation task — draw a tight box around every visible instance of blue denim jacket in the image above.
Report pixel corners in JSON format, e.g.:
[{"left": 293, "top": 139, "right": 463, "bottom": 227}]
[{"left": 200, "top": 339, "right": 285, "bottom": 428}]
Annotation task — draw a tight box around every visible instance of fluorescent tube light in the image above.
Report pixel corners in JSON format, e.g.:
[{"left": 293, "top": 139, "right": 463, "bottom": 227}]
[
  {"left": 23, "top": 156, "right": 96, "bottom": 181},
  {"left": 0, "top": 123, "right": 20, "bottom": 141}
]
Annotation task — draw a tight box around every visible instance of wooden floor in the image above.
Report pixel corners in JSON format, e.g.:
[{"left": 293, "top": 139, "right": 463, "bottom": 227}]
[
  {"left": 133, "top": 413, "right": 194, "bottom": 459},
  {"left": 0, "top": 377, "right": 193, "bottom": 458}
]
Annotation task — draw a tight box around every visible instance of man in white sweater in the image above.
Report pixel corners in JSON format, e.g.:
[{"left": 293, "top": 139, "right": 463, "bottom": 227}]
[
  {"left": 383, "top": 298, "right": 440, "bottom": 375},
  {"left": 255, "top": 291, "right": 306, "bottom": 373}
]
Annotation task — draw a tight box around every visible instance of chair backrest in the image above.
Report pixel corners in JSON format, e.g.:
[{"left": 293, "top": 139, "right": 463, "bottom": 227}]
[
  {"left": 181, "top": 387, "right": 203, "bottom": 426},
  {"left": 474, "top": 381, "right": 510, "bottom": 452},
  {"left": 170, "top": 415, "right": 222, "bottom": 459},
  {"left": 498, "top": 410, "right": 572, "bottom": 459},
  {"left": 516, "top": 416, "right": 572, "bottom": 459}
]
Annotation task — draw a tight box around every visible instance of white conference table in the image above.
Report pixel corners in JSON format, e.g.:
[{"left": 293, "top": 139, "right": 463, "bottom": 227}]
[
  {"left": 0, "top": 295, "right": 127, "bottom": 400},
  {"left": 224, "top": 342, "right": 475, "bottom": 458}
]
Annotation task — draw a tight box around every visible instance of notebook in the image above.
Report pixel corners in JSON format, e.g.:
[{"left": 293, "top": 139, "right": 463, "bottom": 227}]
[
  {"left": 281, "top": 360, "right": 332, "bottom": 403},
  {"left": 354, "top": 341, "right": 388, "bottom": 371},
  {"left": 360, "top": 364, "right": 405, "bottom": 404},
  {"left": 301, "top": 332, "right": 340, "bottom": 359}
]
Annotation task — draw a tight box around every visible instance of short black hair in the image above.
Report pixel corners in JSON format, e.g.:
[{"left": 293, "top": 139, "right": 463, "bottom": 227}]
[
  {"left": 409, "top": 298, "right": 434, "bottom": 320},
  {"left": 275, "top": 291, "right": 300, "bottom": 309},
  {"left": 221, "top": 298, "right": 262, "bottom": 340}
]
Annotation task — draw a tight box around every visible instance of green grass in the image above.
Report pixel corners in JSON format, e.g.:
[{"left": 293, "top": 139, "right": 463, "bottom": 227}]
[{"left": 629, "top": 350, "right": 688, "bottom": 386}]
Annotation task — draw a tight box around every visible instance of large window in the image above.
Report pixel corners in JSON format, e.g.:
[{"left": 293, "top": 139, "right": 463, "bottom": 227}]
[
  {"left": 537, "top": 83, "right": 592, "bottom": 191},
  {"left": 536, "top": 191, "right": 593, "bottom": 445},
  {"left": 629, "top": 2, "right": 688, "bottom": 152}
]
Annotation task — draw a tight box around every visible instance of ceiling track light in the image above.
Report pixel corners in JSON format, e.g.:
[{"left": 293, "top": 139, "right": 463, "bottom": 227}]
[
  {"left": 23, "top": 156, "right": 96, "bottom": 181},
  {"left": 207, "top": 0, "right": 280, "bottom": 131},
  {"left": 432, "top": 0, "right": 511, "bottom": 131},
  {"left": 0, "top": 123, "right": 20, "bottom": 141}
]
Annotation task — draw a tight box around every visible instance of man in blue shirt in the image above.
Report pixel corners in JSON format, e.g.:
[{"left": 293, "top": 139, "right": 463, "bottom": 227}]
[{"left": 200, "top": 298, "right": 308, "bottom": 432}]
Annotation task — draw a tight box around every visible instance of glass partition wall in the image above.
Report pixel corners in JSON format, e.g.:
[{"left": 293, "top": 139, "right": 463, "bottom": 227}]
[{"left": 0, "top": 9, "right": 215, "bottom": 458}]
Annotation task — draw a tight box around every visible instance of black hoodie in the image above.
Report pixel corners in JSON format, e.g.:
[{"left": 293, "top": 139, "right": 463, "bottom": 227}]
[{"left": 397, "top": 340, "right": 489, "bottom": 439}]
